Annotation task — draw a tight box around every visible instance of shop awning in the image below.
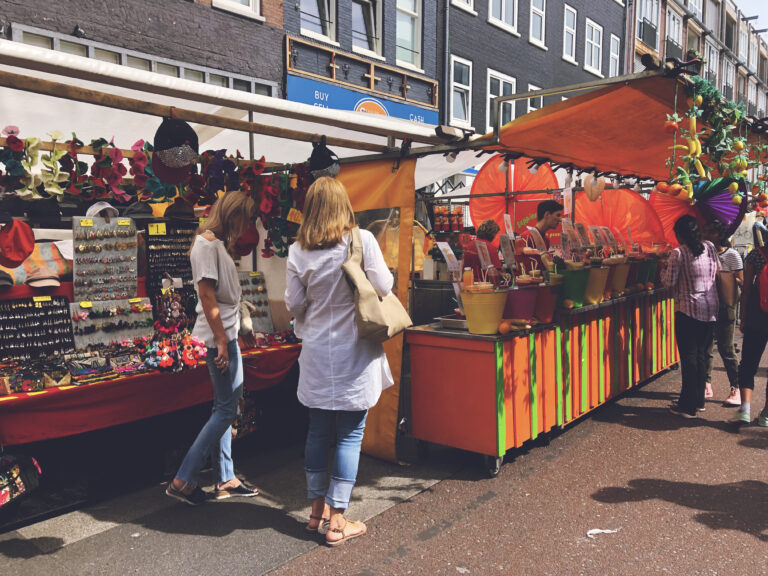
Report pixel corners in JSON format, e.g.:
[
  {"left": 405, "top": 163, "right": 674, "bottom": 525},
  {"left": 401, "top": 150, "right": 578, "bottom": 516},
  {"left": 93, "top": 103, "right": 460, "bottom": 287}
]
[{"left": 485, "top": 75, "right": 688, "bottom": 182}]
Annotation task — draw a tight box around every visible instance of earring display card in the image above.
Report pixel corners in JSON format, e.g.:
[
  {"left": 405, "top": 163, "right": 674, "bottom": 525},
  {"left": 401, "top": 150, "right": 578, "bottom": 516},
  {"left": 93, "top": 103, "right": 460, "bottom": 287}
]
[
  {"left": 239, "top": 272, "right": 274, "bottom": 334},
  {"left": 70, "top": 298, "right": 154, "bottom": 351},
  {"left": 73, "top": 217, "right": 138, "bottom": 302},
  {"left": 0, "top": 296, "right": 75, "bottom": 360}
]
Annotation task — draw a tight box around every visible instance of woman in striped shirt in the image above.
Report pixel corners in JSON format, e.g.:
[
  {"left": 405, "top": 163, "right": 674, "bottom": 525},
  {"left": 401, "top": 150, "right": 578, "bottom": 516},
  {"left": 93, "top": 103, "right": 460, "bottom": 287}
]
[{"left": 661, "top": 215, "right": 720, "bottom": 418}]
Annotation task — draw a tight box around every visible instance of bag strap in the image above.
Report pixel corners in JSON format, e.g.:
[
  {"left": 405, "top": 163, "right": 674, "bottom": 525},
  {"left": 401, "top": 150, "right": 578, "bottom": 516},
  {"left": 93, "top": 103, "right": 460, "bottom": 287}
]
[{"left": 347, "top": 226, "right": 365, "bottom": 269}]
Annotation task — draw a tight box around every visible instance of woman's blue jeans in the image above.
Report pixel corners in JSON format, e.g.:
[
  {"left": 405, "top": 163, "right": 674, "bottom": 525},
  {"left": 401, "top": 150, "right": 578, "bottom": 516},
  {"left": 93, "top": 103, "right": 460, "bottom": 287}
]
[
  {"left": 176, "top": 339, "right": 243, "bottom": 485},
  {"left": 305, "top": 408, "right": 368, "bottom": 509}
]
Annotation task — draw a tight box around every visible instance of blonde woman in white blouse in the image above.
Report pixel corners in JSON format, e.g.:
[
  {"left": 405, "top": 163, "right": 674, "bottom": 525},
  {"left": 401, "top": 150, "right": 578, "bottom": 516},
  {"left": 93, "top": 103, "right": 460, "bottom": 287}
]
[{"left": 285, "top": 177, "right": 394, "bottom": 546}]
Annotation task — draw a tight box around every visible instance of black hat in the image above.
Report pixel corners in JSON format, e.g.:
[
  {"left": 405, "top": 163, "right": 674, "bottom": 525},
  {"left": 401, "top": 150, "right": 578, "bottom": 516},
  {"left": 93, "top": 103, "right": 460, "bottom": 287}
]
[
  {"left": 122, "top": 201, "right": 155, "bottom": 224},
  {"left": 0, "top": 270, "right": 12, "bottom": 288},
  {"left": 308, "top": 136, "right": 340, "bottom": 180},
  {"left": 152, "top": 118, "right": 199, "bottom": 185},
  {"left": 163, "top": 198, "right": 195, "bottom": 220},
  {"left": 25, "top": 198, "right": 61, "bottom": 227}
]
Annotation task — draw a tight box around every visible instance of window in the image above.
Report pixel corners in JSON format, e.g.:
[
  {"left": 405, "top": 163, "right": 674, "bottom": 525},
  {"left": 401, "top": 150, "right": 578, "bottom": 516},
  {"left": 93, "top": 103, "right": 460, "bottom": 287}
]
[
  {"left": 209, "top": 74, "right": 229, "bottom": 87},
  {"left": 300, "top": 0, "right": 336, "bottom": 42},
  {"left": 183, "top": 69, "right": 205, "bottom": 83},
  {"left": 397, "top": 0, "right": 422, "bottom": 69},
  {"left": 609, "top": 34, "right": 621, "bottom": 77},
  {"left": 636, "top": 0, "right": 659, "bottom": 48},
  {"left": 352, "top": 0, "right": 382, "bottom": 55},
  {"left": 156, "top": 62, "right": 180, "bottom": 77},
  {"left": 723, "top": 59, "right": 735, "bottom": 97},
  {"left": 452, "top": 0, "right": 475, "bottom": 11},
  {"left": 688, "top": 0, "right": 702, "bottom": 20},
  {"left": 749, "top": 38, "right": 758, "bottom": 73},
  {"left": 749, "top": 81, "right": 757, "bottom": 107},
  {"left": 562, "top": 5, "right": 577, "bottom": 63},
  {"left": 530, "top": 0, "right": 546, "bottom": 48},
  {"left": 739, "top": 29, "right": 748, "bottom": 60},
  {"left": 487, "top": 69, "right": 515, "bottom": 132},
  {"left": 59, "top": 40, "right": 87, "bottom": 57},
  {"left": 212, "top": 0, "right": 263, "bottom": 21},
  {"left": 21, "top": 32, "right": 52, "bottom": 49},
  {"left": 450, "top": 56, "right": 472, "bottom": 127},
  {"left": 527, "top": 83, "right": 542, "bottom": 113},
  {"left": 705, "top": 42, "right": 718, "bottom": 83},
  {"left": 584, "top": 19, "right": 603, "bottom": 76},
  {"left": 94, "top": 48, "right": 120, "bottom": 65},
  {"left": 126, "top": 55, "right": 151, "bottom": 71},
  {"left": 666, "top": 9, "right": 682, "bottom": 46},
  {"left": 489, "top": 0, "right": 518, "bottom": 33},
  {"left": 704, "top": 0, "right": 718, "bottom": 31}
]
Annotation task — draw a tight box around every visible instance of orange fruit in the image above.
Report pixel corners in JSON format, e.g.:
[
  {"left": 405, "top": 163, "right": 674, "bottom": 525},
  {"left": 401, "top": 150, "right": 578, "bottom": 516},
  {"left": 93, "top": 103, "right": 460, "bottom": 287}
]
[
  {"left": 562, "top": 299, "right": 575, "bottom": 309},
  {"left": 645, "top": 282, "right": 654, "bottom": 290},
  {"left": 656, "top": 182, "right": 669, "bottom": 194},
  {"left": 498, "top": 320, "right": 512, "bottom": 335}
]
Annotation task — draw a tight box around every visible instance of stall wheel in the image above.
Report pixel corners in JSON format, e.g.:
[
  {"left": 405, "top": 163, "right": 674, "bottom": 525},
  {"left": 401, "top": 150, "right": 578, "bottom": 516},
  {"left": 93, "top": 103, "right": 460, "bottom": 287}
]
[{"left": 483, "top": 455, "right": 503, "bottom": 477}]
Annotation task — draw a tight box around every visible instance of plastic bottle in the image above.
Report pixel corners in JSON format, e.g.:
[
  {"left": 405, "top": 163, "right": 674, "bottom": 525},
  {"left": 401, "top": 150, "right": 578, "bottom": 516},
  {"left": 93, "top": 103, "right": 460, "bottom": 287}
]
[{"left": 462, "top": 267, "right": 474, "bottom": 288}]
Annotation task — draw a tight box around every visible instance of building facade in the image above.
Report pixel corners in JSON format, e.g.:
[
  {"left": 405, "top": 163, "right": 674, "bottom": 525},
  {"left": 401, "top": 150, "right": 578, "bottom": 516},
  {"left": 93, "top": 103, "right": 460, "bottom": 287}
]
[
  {"left": 1, "top": 0, "right": 284, "bottom": 96},
  {"left": 282, "top": 1, "right": 440, "bottom": 125},
  {"left": 438, "top": 0, "right": 627, "bottom": 136}
]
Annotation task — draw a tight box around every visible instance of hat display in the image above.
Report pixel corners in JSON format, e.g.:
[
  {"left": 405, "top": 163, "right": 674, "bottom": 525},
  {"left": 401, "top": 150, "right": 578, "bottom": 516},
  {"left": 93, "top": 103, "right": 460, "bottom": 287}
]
[
  {"left": 0, "top": 270, "right": 13, "bottom": 288},
  {"left": 163, "top": 198, "right": 195, "bottom": 220},
  {"left": 234, "top": 223, "right": 260, "bottom": 257},
  {"left": 308, "top": 137, "right": 340, "bottom": 180},
  {"left": 85, "top": 201, "right": 119, "bottom": 219},
  {"left": 25, "top": 198, "right": 62, "bottom": 227},
  {"left": 123, "top": 201, "right": 154, "bottom": 222},
  {"left": 152, "top": 118, "right": 199, "bottom": 185},
  {"left": 0, "top": 219, "right": 35, "bottom": 268},
  {"left": 26, "top": 265, "right": 60, "bottom": 288}
]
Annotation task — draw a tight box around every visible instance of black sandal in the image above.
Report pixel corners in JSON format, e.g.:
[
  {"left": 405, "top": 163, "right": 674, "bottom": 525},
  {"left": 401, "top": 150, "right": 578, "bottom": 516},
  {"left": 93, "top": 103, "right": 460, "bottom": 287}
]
[
  {"left": 214, "top": 481, "right": 260, "bottom": 500},
  {"left": 165, "top": 483, "right": 208, "bottom": 506}
]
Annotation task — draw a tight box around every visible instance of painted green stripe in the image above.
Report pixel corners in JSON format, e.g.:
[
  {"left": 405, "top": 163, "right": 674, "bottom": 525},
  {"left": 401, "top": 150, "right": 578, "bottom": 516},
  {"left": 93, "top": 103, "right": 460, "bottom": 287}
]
[
  {"left": 627, "top": 303, "right": 633, "bottom": 387},
  {"left": 494, "top": 340, "right": 505, "bottom": 457},
  {"left": 555, "top": 325, "right": 563, "bottom": 426},
  {"left": 612, "top": 306, "right": 619, "bottom": 396},
  {"left": 529, "top": 333, "right": 538, "bottom": 440},
  {"left": 638, "top": 297, "right": 646, "bottom": 382},
  {"left": 564, "top": 317, "right": 572, "bottom": 422},
  {"left": 598, "top": 317, "right": 605, "bottom": 404},
  {"left": 651, "top": 299, "right": 658, "bottom": 374},
  {"left": 661, "top": 297, "right": 667, "bottom": 367},
  {"left": 580, "top": 320, "right": 588, "bottom": 414}
]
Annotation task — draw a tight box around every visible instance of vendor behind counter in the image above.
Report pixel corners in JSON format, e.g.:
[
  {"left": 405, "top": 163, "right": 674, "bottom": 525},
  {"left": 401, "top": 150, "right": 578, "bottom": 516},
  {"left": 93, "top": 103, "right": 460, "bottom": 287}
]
[
  {"left": 517, "top": 200, "right": 563, "bottom": 273},
  {"left": 462, "top": 219, "right": 502, "bottom": 280}
]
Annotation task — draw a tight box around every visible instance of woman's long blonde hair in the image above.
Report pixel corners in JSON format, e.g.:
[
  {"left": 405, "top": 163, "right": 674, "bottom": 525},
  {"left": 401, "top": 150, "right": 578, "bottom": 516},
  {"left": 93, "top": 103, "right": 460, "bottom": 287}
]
[
  {"left": 197, "top": 190, "right": 256, "bottom": 256},
  {"left": 296, "top": 177, "right": 356, "bottom": 250}
]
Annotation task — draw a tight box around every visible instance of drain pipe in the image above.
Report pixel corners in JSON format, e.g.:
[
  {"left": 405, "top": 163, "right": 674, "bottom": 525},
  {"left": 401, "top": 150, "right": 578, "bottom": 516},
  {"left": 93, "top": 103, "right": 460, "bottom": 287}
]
[{"left": 443, "top": 0, "right": 451, "bottom": 124}]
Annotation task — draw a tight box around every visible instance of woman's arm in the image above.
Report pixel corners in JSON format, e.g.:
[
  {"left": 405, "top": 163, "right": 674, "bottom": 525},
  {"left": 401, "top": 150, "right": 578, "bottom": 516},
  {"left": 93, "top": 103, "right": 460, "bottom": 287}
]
[
  {"left": 362, "top": 231, "right": 394, "bottom": 297},
  {"left": 739, "top": 260, "right": 755, "bottom": 331},
  {"left": 198, "top": 278, "right": 230, "bottom": 372},
  {"left": 660, "top": 249, "right": 681, "bottom": 289},
  {"left": 284, "top": 248, "right": 308, "bottom": 316}
]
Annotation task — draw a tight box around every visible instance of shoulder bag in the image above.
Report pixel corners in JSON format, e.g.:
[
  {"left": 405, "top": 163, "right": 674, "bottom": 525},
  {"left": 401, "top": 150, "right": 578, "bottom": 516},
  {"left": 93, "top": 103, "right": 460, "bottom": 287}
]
[
  {"left": 715, "top": 246, "right": 739, "bottom": 308},
  {"left": 342, "top": 227, "right": 412, "bottom": 342}
]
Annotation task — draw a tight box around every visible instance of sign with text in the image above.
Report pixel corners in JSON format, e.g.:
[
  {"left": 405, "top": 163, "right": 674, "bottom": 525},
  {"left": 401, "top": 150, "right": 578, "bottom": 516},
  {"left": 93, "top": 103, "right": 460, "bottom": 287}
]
[
  {"left": 503, "top": 214, "right": 514, "bottom": 237},
  {"left": 575, "top": 222, "right": 591, "bottom": 247},
  {"left": 588, "top": 225, "right": 604, "bottom": 247},
  {"left": 476, "top": 241, "right": 493, "bottom": 270},
  {"left": 526, "top": 226, "right": 548, "bottom": 252},
  {"left": 499, "top": 234, "right": 516, "bottom": 272},
  {"left": 436, "top": 242, "right": 461, "bottom": 273}
]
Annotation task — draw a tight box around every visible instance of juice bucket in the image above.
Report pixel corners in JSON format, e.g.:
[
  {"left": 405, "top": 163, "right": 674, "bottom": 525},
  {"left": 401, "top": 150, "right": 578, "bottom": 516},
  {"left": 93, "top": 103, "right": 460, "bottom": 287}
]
[
  {"left": 560, "top": 268, "right": 589, "bottom": 308},
  {"left": 645, "top": 259, "right": 659, "bottom": 285},
  {"left": 584, "top": 267, "right": 610, "bottom": 305},
  {"left": 504, "top": 286, "right": 538, "bottom": 322},
  {"left": 534, "top": 284, "right": 560, "bottom": 323},
  {"left": 626, "top": 261, "right": 640, "bottom": 289},
  {"left": 609, "top": 262, "right": 631, "bottom": 294},
  {"left": 461, "top": 289, "right": 508, "bottom": 334}
]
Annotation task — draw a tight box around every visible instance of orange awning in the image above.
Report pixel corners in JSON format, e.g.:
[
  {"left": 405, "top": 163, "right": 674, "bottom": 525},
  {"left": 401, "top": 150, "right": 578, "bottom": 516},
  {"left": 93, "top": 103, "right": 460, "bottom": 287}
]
[{"left": 485, "top": 75, "right": 688, "bottom": 182}]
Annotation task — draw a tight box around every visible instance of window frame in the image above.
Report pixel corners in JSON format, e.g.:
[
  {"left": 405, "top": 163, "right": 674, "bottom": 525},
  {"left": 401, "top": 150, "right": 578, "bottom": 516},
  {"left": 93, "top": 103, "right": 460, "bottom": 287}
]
[
  {"left": 351, "top": 0, "right": 383, "bottom": 58},
  {"left": 527, "top": 83, "right": 542, "bottom": 113},
  {"left": 529, "top": 0, "right": 547, "bottom": 49},
  {"left": 562, "top": 4, "right": 578, "bottom": 64},
  {"left": 450, "top": 55, "right": 473, "bottom": 129},
  {"left": 688, "top": 0, "right": 702, "bottom": 21},
  {"left": 584, "top": 18, "right": 603, "bottom": 78},
  {"left": 396, "top": 0, "right": 423, "bottom": 71},
  {"left": 300, "top": 0, "right": 338, "bottom": 45},
  {"left": 609, "top": 34, "right": 621, "bottom": 77},
  {"left": 486, "top": 68, "right": 516, "bottom": 133},
  {"left": 488, "top": 0, "right": 519, "bottom": 36},
  {"left": 451, "top": 0, "right": 477, "bottom": 15},
  {"left": 211, "top": 0, "right": 265, "bottom": 22},
  {"left": 705, "top": 40, "right": 718, "bottom": 83},
  {"left": 739, "top": 28, "right": 748, "bottom": 60},
  {"left": 666, "top": 8, "right": 682, "bottom": 46}
]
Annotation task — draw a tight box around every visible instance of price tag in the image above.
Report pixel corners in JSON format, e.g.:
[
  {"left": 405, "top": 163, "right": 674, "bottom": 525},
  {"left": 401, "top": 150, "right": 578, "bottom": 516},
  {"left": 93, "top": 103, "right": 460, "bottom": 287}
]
[
  {"left": 79, "top": 218, "right": 93, "bottom": 227},
  {"left": 561, "top": 218, "right": 582, "bottom": 248},
  {"left": 436, "top": 242, "right": 461, "bottom": 273},
  {"left": 287, "top": 208, "right": 303, "bottom": 224},
  {"left": 199, "top": 217, "right": 207, "bottom": 227},
  {"left": 476, "top": 241, "right": 493, "bottom": 270},
  {"left": 600, "top": 226, "right": 618, "bottom": 250},
  {"left": 588, "top": 225, "right": 604, "bottom": 247},
  {"left": 117, "top": 219, "right": 132, "bottom": 226},
  {"left": 499, "top": 234, "right": 517, "bottom": 272},
  {"left": 526, "top": 226, "right": 548, "bottom": 252},
  {"left": 248, "top": 272, "right": 261, "bottom": 277},
  {"left": 575, "top": 223, "right": 591, "bottom": 246},
  {"left": 33, "top": 296, "right": 51, "bottom": 302},
  {"left": 79, "top": 301, "right": 93, "bottom": 309},
  {"left": 503, "top": 214, "right": 514, "bottom": 238},
  {"left": 148, "top": 223, "right": 167, "bottom": 236},
  {"left": 129, "top": 298, "right": 142, "bottom": 304}
]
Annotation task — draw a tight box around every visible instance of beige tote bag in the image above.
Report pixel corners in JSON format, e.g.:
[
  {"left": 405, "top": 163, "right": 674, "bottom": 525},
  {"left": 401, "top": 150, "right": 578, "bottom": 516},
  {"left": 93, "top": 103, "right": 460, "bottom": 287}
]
[{"left": 342, "top": 227, "right": 412, "bottom": 342}]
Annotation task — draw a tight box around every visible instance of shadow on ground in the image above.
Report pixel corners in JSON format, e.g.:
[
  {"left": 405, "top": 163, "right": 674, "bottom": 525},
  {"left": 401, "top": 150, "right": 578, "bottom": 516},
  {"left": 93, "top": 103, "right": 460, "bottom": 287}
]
[{"left": 593, "top": 478, "right": 768, "bottom": 541}]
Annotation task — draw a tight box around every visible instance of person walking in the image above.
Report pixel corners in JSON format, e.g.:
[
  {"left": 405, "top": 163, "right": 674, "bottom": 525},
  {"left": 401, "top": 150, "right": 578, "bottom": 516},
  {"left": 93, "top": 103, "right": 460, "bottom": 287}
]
[
  {"left": 734, "top": 223, "right": 768, "bottom": 425},
  {"left": 661, "top": 215, "right": 719, "bottom": 418},
  {"left": 285, "top": 177, "right": 394, "bottom": 546},
  {"left": 701, "top": 219, "right": 743, "bottom": 404},
  {"left": 166, "top": 190, "right": 260, "bottom": 505}
]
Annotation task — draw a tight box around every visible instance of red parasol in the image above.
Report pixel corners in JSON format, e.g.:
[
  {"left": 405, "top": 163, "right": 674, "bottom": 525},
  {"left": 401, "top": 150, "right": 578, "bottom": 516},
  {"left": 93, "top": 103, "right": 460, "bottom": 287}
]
[{"left": 647, "top": 192, "right": 703, "bottom": 247}]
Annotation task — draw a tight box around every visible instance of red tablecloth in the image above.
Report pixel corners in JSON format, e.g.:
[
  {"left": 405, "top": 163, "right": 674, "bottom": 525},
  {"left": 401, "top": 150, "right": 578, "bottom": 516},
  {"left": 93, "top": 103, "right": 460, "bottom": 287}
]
[{"left": 0, "top": 344, "right": 300, "bottom": 446}]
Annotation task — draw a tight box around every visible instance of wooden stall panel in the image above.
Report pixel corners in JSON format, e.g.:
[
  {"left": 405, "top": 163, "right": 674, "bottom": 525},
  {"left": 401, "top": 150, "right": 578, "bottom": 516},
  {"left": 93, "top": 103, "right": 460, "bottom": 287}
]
[
  {"left": 538, "top": 330, "right": 558, "bottom": 434},
  {"left": 504, "top": 337, "right": 532, "bottom": 448}
]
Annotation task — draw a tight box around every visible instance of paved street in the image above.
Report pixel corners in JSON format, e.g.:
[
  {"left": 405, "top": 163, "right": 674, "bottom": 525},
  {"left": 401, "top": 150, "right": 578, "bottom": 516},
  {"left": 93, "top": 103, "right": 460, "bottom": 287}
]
[{"left": 2, "top": 346, "right": 767, "bottom": 576}]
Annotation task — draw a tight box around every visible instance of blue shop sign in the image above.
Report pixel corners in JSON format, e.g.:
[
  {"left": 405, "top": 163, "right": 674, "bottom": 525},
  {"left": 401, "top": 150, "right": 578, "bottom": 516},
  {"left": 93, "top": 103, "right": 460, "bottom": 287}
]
[{"left": 286, "top": 75, "right": 438, "bottom": 125}]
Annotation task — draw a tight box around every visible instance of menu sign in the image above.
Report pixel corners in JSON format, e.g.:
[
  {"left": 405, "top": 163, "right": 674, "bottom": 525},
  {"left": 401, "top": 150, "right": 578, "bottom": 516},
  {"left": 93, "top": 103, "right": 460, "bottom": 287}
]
[
  {"left": 499, "top": 234, "right": 516, "bottom": 272},
  {"left": 436, "top": 242, "right": 461, "bottom": 273}
]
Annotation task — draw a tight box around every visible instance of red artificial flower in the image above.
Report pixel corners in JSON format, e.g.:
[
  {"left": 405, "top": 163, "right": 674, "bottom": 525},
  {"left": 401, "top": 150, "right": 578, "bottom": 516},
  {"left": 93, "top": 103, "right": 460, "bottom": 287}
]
[{"left": 5, "top": 135, "right": 24, "bottom": 152}]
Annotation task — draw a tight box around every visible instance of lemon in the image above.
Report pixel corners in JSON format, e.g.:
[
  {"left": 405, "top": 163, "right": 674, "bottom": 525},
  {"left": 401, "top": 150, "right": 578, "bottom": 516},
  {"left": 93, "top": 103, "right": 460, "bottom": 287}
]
[{"left": 734, "top": 140, "right": 745, "bottom": 151}]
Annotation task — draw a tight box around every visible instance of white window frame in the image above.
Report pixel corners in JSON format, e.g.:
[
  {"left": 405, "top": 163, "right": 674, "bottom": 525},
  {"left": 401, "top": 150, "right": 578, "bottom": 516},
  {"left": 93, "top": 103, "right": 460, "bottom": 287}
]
[
  {"left": 486, "top": 68, "right": 516, "bottom": 133},
  {"left": 396, "top": 0, "right": 423, "bottom": 71},
  {"left": 351, "top": 0, "right": 383, "bottom": 58},
  {"left": 212, "top": 0, "right": 265, "bottom": 21},
  {"left": 666, "top": 8, "right": 682, "bottom": 46},
  {"left": 705, "top": 41, "right": 718, "bottom": 83},
  {"left": 300, "top": 0, "right": 338, "bottom": 45},
  {"left": 739, "top": 28, "right": 748, "bottom": 60},
  {"left": 529, "top": 0, "right": 547, "bottom": 49},
  {"left": 723, "top": 58, "right": 735, "bottom": 94},
  {"left": 749, "top": 37, "right": 758, "bottom": 73},
  {"left": 636, "top": 0, "right": 659, "bottom": 47},
  {"left": 584, "top": 18, "right": 603, "bottom": 78},
  {"left": 562, "top": 4, "right": 577, "bottom": 64},
  {"left": 450, "top": 55, "right": 473, "bottom": 128},
  {"left": 488, "top": 0, "right": 519, "bottom": 36},
  {"left": 688, "top": 0, "right": 702, "bottom": 21},
  {"left": 451, "top": 0, "right": 477, "bottom": 15},
  {"left": 527, "top": 83, "right": 542, "bottom": 113},
  {"left": 748, "top": 80, "right": 757, "bottom": 107},
  {"left": 609, "top": 34, "right": 621, "bottom": 77}
]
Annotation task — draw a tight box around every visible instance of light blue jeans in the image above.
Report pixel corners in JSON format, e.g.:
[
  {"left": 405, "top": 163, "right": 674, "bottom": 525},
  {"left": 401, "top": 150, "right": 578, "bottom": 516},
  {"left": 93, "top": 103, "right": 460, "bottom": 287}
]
[
  {"left": 305, "top": 408, "right": 368, "bottom": 509},
  {"left": 176, "top": 339, "right": 243, "bottom": 485}
]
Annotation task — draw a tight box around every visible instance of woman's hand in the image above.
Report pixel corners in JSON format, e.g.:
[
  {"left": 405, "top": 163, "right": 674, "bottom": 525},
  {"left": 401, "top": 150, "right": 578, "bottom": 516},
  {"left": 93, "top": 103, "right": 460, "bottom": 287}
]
[
  {"left": 214, "top": 339, "right": 229, "bottom": 373},
  {"left": 739, "top": 317, "right": 746, "bottom": 334}
]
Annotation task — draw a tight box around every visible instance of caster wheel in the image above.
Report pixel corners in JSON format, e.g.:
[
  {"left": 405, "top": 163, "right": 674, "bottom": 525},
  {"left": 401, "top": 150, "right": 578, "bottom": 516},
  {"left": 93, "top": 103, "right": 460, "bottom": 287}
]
[{"left": 483, "top": 455, "right": 503, "bottom": 477}]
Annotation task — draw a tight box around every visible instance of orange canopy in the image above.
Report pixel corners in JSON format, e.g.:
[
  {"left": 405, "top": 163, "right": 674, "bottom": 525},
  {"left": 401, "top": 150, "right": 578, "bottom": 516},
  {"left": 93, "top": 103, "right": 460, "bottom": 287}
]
[
  {"left": 574, "top": 188, "right": 666, "bottom": 251},
  {"left": 485, "top": 75, "right": 687, "bottom": 182}
]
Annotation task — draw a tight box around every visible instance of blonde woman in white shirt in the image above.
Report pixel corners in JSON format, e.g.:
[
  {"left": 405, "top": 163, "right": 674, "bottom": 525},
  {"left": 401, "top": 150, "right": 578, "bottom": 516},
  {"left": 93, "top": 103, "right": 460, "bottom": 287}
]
[
  {"left": 166, "top": 190, "right": 259, "bottom": 506},
  {"left": 285, "top": 177, "right": 394, "bottom": 546}
]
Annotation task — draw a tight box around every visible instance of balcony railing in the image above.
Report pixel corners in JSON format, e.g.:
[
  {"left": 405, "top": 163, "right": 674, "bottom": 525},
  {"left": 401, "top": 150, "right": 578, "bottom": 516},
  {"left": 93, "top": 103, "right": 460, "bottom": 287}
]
[
  {"left": 706, "top": 70, "right": 717, "bottom": 83},
  {"left": 665, "top": 38, "right": 683, "bottom": 61},
  {"left": 723, "top": 85, "right": 733, "bottom": 100},
  {"left": 639, "top": 19, "right": 657, "bottom": 50}
]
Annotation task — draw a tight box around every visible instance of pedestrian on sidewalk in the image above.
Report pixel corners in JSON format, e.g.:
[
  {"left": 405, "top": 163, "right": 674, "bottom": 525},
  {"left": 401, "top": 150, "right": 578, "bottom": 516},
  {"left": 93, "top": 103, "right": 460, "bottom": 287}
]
[
  {"left": 285, "top": 176, "right": 394, "bottom": 546},
  {"left": 701, "top": 219, "right": 742, "bottom": 404},
  {"left": 661, "top": 215, "right": 719, "bottom": 418},
  {"left": 734, "top": 223, "right": 768, "bottom": 426},
  {"left": 166, "top": 191, "right": 260, "bottom": 505}
]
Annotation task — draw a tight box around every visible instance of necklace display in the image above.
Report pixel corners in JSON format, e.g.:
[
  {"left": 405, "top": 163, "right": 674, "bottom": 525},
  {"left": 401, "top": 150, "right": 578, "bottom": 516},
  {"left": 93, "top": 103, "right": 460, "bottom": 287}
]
[{"left": 238, "top": 272, "right": 273, "bottom": 334}]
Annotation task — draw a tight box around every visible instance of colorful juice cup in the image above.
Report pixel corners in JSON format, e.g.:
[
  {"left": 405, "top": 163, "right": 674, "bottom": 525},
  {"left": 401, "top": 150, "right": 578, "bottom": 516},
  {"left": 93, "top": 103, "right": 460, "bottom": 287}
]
[
  {"left": 561, "top": 268, "right": 590, "bottom": 308},
  {"left": 584, "top": 267, "right": 610, "bottom": 305},
  {"left": 534, "top": 284, "right": 560, "bottom": 323},
  {"left": 462, "top": 290, "right": 509, "bottom": 334},
  {"left": 504, "top": 286, "right": 538, "bottom": 322}
]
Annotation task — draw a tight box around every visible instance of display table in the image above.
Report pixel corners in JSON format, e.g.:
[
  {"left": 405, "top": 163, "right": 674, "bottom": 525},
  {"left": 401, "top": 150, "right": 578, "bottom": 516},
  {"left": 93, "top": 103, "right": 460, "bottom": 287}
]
[
  {"left": 406, "top": 289, "right": 677, "bottom": 471},
  {"left": 0, "top": 344, "right": 301, "bottom": 446}
]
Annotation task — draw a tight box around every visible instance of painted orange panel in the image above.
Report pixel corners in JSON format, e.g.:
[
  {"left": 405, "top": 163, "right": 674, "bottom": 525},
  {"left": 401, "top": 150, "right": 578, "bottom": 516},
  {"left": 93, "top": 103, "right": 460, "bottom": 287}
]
[
  {"left": 539, "top": 330, "right": 558, "bottom": 433},
  {"left": 603, "top": 312, "right": 615, "bottom": 401},
  {"left": 506, "top": 337, "right": 532, "bottom": 448},
  {"left": 588, "top": 312, "right": 600, "bottom": 409}
]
